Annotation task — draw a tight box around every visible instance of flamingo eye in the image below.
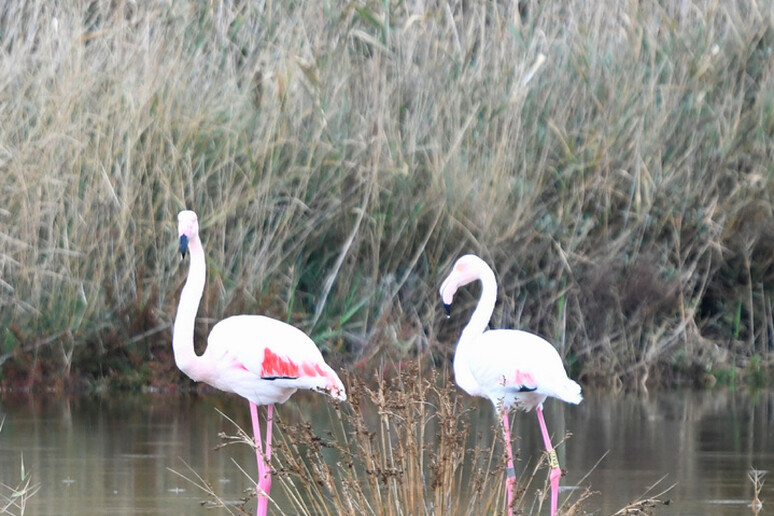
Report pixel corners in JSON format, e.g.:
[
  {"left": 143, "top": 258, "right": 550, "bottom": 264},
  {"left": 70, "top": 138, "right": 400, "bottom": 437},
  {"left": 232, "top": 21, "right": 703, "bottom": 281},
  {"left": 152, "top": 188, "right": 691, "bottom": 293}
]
[{"left": 455, "top": 263, "right": 466, "bottom": 272}]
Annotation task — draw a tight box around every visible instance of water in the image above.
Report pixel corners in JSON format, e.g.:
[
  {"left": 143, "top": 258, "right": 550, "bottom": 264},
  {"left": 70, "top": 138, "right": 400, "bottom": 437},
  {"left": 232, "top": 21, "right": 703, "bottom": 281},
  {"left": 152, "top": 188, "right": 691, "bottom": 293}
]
[
  {"left": 0, "top": 388, "right": 772, "bottom": 515},
  {"left": 557, "top": 388, "right": 773, "bottom": 515}
]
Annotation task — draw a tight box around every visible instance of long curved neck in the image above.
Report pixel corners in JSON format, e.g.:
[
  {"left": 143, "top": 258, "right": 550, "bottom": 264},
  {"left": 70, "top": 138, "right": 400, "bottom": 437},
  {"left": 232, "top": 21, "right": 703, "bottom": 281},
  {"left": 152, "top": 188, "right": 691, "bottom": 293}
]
[
  {"left": 453, "top": 263, "right": 497, "bottom": 397},
  {"left": 461, "top": 265, "right": 497, "bottom": 338},
  {"left": 173, "top": 235, "right": 207, "bottom": 381}
]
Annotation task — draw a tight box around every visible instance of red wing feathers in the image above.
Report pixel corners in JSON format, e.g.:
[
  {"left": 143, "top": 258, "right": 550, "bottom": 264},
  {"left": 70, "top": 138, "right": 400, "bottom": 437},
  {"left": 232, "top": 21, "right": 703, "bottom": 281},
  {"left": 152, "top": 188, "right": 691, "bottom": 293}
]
[{"left": 260, "top": 347, "right": 325, "bottom": 380}]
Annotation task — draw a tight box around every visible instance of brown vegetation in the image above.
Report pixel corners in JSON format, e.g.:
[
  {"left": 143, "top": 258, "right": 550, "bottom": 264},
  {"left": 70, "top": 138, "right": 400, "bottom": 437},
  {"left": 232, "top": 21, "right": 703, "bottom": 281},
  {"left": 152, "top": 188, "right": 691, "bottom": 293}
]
[
  {"left": 183, "top": 363, "right": 597, "bottom": 515},
  {"left": 1, "top": 0, "right": 773, "bottom": 389}
]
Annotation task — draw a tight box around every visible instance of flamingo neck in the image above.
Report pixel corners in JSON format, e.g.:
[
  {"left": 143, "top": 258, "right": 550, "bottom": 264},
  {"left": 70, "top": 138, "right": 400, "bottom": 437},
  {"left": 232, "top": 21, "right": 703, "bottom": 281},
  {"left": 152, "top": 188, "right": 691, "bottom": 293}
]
[
  {"left": 462, "top": 265, "right": 497, "bottom": 338},
  {"left": 453, "top": 264, "right": 497, "bottom": 397},
  {"left": 172, "top": 235, "right": 207, "bottom": 382}
]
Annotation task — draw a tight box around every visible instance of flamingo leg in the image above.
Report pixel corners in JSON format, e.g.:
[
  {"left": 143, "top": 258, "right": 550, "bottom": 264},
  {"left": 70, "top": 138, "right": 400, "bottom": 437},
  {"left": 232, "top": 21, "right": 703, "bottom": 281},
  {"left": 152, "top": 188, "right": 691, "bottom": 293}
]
[
  {"left": 249, "top": 402, "right": 270, "bottom": 516},
  {"left": 250, "top": 402, "right": 265, "bottom": 479},
  {"left": 256, "top": 404, "right": 274, "bottom": 516},
  {"left": 535, "top": 405, "right": 561, "bottom": 516},
  {"left": 501, "top": 408, "right": 516, "bottom": 516}
]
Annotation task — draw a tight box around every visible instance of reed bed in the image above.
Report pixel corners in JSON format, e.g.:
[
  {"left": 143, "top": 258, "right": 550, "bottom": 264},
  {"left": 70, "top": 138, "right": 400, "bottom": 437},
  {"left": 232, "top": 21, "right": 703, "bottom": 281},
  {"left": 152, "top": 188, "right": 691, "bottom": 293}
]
[{"left": 1, "top": 0, "right": 774, "bottom": 388}]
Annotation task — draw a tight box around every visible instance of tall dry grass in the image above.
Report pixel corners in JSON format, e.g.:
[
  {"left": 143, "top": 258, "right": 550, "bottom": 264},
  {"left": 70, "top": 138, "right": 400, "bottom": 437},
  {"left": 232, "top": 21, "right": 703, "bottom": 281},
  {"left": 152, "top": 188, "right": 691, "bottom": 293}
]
[
  {"left": 270, "top": 368, "right": 508, "bottom": 516},
  {"left": 1, "top": 0, "right": 773, "bottom": 387}
]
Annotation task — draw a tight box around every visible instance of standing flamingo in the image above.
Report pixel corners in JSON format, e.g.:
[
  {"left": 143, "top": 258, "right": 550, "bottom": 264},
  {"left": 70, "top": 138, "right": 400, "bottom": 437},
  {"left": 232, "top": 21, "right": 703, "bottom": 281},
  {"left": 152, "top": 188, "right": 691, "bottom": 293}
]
[
  {"left": 439, "top": 254, "right": 581, "bottom": 516},
  {"left": 173, "top": 210, "right": 346, "bottom": 516}
]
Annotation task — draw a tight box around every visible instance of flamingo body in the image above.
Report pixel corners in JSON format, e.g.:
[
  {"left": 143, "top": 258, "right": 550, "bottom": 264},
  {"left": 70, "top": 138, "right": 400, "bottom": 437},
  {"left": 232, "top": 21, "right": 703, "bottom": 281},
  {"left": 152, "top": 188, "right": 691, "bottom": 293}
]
[
  {"left": 173, "top": 210, "right": 345, "bottom": 516},
  {"left": 455, "top": 328, "right": 582, "bottom": 411},
  {"left": 440, "top": 254, "right": 581, "bottom": 516},
  {"left": 201, "top": 315, "right": 345, "bottom": 405}
]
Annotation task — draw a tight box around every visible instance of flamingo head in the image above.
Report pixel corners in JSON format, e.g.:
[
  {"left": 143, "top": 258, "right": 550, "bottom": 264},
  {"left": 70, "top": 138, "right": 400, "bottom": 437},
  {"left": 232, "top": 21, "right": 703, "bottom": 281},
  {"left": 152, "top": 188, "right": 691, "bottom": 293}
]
[
  {"left": 177, "top": 210, "right": 199, "bottom": 257},
  {"left": 439, "top": 254, "right": 485, "bottom": 317}
]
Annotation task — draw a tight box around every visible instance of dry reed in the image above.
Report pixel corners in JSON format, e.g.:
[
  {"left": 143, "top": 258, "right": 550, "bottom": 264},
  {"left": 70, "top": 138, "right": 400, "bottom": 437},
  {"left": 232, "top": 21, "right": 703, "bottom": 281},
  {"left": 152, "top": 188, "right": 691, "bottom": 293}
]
[
  {"left": 195, "top": 363, "right": 595, "bottom": 515},
  {"left": 1, "top": 1, "right": 773, "bottom": 388}
]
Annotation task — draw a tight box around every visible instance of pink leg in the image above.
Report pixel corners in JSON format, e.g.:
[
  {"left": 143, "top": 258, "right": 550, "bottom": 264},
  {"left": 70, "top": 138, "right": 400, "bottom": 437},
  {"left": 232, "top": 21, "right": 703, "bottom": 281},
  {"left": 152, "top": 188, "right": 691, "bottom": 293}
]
[
  {"left": 256, "top": 404, "right": 273, "bottom": 516},
  {"left": 265, "top": 404, "right": 273, "bottom": 462},
  {"left": 250, "top": 402, "right": 265, "bottom": 480},
  {"left": 250, "top": 402, "right": 269, "bottom": 516},
  {"left": 535, "top": 405, "right": 561, "bottom": 516},
  {"left": 501, "top": 409, "right": 516, "bottom": 516}
]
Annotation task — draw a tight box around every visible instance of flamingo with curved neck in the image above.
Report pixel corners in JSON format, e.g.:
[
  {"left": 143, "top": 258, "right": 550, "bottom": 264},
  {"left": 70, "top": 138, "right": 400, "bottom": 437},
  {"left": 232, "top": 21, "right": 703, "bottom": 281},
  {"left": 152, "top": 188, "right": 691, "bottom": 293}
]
[
  {"left": 173, "top": 210, "right": 346, "bottom": 516},
  {"left": 440, "top": 254, "right": 582, "bottom": 516}
]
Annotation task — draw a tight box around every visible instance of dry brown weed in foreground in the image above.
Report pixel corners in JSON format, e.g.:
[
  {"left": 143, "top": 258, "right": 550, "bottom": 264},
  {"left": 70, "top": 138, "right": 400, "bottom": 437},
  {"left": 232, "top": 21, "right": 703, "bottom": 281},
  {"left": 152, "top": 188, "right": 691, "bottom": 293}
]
[
  {"left": 749, "top": 468, "right": 766, "bottom": 514},
  {"left": 184, "top": 364, "right": 610, "bottom": 515}
]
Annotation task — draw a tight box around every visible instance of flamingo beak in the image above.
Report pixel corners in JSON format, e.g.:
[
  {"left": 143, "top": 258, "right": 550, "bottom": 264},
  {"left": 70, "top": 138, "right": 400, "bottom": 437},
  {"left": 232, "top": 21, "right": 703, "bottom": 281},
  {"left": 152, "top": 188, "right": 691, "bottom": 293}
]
[
  {"left": 179, "top": 234, "right": 189, "bottom": 258},
  {"left": 443, "top": 303, "right": 451, "bottom": 318}
]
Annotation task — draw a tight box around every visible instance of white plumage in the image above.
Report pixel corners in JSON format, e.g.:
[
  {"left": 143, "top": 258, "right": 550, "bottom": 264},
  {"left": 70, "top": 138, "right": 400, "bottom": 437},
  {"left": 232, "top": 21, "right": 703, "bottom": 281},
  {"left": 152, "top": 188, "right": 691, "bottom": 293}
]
[
  {"left": 457, "top": 328, "right": 582, "bottom": 410},
  {"left": 202, "top": 314, "right": 346, "bottom": 405},
  {"left": 173, "top": 210, "right": 345, "bottom": 516},
  {"left": 440, "top": 253, "right": 581, "bottom": 516}
]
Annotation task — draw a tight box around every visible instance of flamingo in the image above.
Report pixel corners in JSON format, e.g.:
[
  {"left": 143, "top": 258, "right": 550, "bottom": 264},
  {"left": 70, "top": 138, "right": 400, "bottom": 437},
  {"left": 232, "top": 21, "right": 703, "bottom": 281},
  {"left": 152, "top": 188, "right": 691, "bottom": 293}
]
[
  {"left": 173, "top": 210, "right": 346, "bottom": 516},
  {"left": 439, "top": 254, "right": 582, "bottom": 516}
]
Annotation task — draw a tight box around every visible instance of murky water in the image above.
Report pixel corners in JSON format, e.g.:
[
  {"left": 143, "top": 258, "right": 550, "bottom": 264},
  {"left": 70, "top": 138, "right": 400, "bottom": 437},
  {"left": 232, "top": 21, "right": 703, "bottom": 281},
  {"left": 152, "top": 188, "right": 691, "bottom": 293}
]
[
  {"left": 0, "top": 387, "right": 771, "bottom": 515},
  {"left": 554, "top": 388, "right": 773, "bottom": 515}
]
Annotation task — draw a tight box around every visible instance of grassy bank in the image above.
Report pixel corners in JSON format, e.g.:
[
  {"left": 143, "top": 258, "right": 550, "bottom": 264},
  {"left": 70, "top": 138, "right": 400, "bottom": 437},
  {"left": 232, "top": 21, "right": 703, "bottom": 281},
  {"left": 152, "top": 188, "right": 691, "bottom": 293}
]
[{"left": 1, "top": 0, "right": 773, "bottom": 389}]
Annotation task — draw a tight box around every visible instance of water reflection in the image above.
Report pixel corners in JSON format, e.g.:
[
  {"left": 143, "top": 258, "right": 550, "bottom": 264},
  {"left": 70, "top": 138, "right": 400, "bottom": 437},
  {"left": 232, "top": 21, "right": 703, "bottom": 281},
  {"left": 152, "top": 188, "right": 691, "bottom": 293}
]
[
  {"left": 0, "top": 388, "right": 771, "bottom": 515},
  {"left": 0, "top": 393, "right": 258, "bottom": 515},
  {"left": 561, "top": 389, "right": 774, "bottom": 515}
]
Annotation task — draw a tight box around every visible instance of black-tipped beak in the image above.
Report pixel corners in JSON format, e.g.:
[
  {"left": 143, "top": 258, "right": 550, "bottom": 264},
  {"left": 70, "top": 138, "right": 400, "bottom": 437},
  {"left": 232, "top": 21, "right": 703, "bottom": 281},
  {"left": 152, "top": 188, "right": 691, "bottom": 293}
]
[
  {"left": 443, "top": 303, "right": 451, "bottom": 318},
  {"left": 179, "top": 235, "right": 189, "bottom": 258}
]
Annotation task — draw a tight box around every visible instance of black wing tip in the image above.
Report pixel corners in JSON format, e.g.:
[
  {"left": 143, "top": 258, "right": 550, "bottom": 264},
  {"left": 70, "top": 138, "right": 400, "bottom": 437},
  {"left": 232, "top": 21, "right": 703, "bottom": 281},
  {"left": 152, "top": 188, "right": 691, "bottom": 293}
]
[{"left": 509, "top": 385, "right": 538, "bottom": 393}]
